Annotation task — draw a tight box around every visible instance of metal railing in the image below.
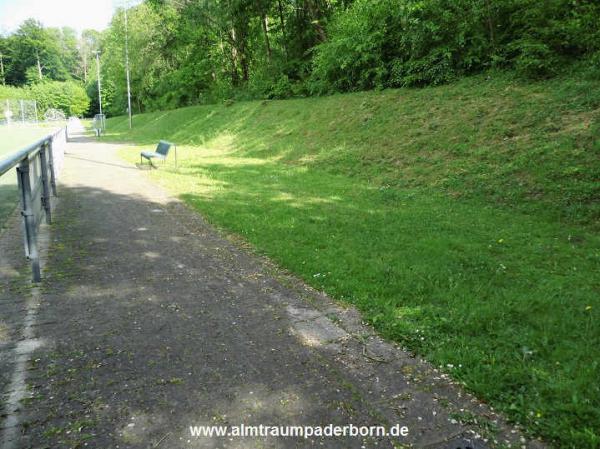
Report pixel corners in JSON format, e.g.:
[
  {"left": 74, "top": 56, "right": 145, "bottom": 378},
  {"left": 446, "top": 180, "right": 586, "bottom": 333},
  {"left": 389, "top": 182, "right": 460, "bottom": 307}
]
[{"left": 0, "top": 127, "right": 66, "bottom": 281}]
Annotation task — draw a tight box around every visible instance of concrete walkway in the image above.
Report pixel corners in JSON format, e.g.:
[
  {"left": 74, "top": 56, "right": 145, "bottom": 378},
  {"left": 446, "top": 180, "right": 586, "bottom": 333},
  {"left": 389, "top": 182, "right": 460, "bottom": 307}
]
[{"left": 0, "top": 131, "right": 544, "bottom": 449}]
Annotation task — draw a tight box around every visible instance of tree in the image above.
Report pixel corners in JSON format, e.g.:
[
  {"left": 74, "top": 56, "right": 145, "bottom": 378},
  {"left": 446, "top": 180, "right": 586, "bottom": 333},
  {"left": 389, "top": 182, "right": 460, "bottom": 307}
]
[
  {"left": 79, "top": 30, "right": 102, "bottom": 83},
  {"left": 87, "top": 0, "right": 600, "bottom": 111},
  {"left": 6, "top": 19, "right": 70, "bottom": 85},
  {"left": 29, "top": 80, "right": 90, "bottom": 116}
]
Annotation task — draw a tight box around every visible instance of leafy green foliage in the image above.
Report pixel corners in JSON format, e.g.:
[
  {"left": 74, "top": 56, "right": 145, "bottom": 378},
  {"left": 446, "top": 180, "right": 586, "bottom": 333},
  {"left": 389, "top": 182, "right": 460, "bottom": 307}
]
[
  {"left": 311, "top": 0, "right": 600, "bottom": 92},
  {"left": 28, "top": 81, "right": 89, "bottom": 116},
  {"left": 0, "top": 84, "right": 32, "bottom": 101},
  {"left": 0, "top": 81, "right": 88, "bottom": 117},
  {"left": 0, "top": 18, "right": 93, "bottom": 117},
  {"left": 4, "top": 0, "right": 599, "bottom": 113},
  {"left": 87, "top": 0, "right": 600, "bottom": 112},
  {"left": 94, "top": 0, "right": 342, "bottom": 113},
  {"left": 2, "top": 19, "right": 77, "bottom": 85}
]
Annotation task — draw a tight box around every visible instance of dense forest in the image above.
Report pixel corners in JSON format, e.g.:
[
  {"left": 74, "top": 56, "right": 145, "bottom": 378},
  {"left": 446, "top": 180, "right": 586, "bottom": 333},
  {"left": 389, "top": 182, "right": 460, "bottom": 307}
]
[{"left": 1, "top": 0, "right": 599, "bottom": 117}]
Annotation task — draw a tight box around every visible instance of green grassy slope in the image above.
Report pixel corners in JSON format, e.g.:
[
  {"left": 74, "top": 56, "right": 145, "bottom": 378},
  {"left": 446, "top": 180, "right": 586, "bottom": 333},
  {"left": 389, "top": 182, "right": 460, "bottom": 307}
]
[{"left": 104, "top": 74, "right": 600, "bottom": 448}]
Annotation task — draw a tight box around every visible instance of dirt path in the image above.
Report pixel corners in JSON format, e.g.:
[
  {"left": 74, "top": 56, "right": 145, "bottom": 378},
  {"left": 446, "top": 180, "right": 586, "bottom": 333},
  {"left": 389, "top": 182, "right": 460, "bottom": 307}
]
[{"left": 0, "top": 130, "right": 545, "bottom": 448}]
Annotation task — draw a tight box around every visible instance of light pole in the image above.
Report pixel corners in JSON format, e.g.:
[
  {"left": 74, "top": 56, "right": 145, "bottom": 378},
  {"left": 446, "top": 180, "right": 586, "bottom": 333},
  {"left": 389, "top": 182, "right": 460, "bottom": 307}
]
[
  {"left": 124, "top": 3, "right": 132, "bottom": 129},
  {"left": 93, "top": 50, "right": 104, "bottom": 130},
  {"left": 0, "top": 52, "right": 5, "bottom": 85}
]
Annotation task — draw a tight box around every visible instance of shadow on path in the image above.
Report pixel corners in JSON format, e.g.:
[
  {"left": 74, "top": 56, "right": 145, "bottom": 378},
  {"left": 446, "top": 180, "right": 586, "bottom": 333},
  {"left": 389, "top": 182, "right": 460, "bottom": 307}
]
[{"left": 0, "top": 138, "right": 540, "bottom": 449}]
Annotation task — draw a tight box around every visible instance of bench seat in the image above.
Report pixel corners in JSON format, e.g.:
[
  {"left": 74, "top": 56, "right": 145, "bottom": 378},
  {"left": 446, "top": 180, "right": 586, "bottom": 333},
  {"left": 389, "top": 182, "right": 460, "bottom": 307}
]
[
  {"left": 140, "top": 140, "right": 175, "bottom": 167},
  {"left": 141, "top": 150, "right": 166, "bottom": 161}
]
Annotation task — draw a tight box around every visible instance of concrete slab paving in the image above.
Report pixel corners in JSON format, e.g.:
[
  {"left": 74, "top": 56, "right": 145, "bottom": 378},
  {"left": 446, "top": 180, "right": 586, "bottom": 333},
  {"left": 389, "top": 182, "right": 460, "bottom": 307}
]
[{"left": 0, "top": 130, "right": 547, "bottom": 449}]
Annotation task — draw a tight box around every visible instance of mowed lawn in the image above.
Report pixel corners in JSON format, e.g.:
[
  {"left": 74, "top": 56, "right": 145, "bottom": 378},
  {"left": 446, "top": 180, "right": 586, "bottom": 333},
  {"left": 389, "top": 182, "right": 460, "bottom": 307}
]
[
  {"left": 0, "top": 125, "right": 55, "bottom": 227},
  {"left": 106, "top": 74, "right": 599, "bottom": 448}
]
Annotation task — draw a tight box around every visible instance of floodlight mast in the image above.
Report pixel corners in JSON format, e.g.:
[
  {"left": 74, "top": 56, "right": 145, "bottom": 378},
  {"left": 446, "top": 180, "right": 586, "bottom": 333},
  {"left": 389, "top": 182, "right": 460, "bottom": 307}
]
[
  {"left": 93, "top": 50, "right": 104, "bottom": 128},
  {"left": 0, "top": 52, "right": 5, "bottom": 85},
  {"left": 124, "top": 3, "right": 133, "bottom": 129}
]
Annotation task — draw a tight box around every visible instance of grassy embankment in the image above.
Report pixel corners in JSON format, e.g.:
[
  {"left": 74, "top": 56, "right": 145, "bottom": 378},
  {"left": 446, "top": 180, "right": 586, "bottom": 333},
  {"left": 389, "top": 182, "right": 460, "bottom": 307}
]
[
  {"left": 104, "top": 74, "right": 599, "bottom": 448},
  {"left": 0, "top": 125, "right": 59, "bottom": 227}
]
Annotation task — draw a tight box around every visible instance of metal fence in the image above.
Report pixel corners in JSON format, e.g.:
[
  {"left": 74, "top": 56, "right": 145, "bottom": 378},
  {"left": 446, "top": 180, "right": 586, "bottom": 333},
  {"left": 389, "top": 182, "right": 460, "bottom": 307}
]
[
  {"left": 0, "top": 127, "right": 67, "bottom": 281},
  {"left": 0, "top": 99, "right": 39, "bottom": 125}
]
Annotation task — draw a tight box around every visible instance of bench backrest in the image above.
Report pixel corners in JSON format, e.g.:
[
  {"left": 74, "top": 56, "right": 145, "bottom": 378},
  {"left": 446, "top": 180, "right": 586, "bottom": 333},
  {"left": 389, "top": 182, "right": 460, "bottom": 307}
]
[{"left": 156, "top": 140, "right": 172, "bottom": 156}]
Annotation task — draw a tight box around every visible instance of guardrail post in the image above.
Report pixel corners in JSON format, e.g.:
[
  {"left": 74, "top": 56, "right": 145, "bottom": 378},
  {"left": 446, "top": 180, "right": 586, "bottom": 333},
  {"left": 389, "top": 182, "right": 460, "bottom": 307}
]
[
  {"left": 39, "top": 142, "right": 52, "bottom": 224},
  {"left": 47, "top": 135, "right": 58, "bottom": 196},
  {"left": 16, "top": 158, "right": 41, "bottom": 282}
]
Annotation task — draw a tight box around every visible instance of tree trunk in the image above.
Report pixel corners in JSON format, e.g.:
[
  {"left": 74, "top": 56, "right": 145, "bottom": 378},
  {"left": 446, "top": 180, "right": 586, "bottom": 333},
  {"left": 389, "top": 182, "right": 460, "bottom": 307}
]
[
  {"left": 229, "top": 27, "right": 240, "bottom": 85},
  {"left": 277, "top": 0, "right": 288, "bottom": 59},
  {"left": 0, "top": 53, "right": 4, "bottom": 85},
  {"left": 240, "top": 47, "right": 249, "bottom": 82},
  {"left": 262, "top": 14, "right": 272, "bottom": 62},
  {"left": 82, "top": 48, "right": 88, "bottom": 82},
  {"left": 305, "top": 0, "right": 327, "bottom": 42},
  {"left": 230, "top": 16, "right": 249, "bottom": 84},
  {"left": 484, "top": 0, "right": 495, "bottom": 50},
  {"left": 36, "top": 52, "right": 43, "bottom": 80}
]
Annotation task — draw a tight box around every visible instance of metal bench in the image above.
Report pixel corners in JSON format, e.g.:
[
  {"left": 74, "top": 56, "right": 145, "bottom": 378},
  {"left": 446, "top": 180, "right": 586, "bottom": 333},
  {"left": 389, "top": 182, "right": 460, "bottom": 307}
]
[{"left": 140, "top": 140, "right": 177, "bottom": 167}]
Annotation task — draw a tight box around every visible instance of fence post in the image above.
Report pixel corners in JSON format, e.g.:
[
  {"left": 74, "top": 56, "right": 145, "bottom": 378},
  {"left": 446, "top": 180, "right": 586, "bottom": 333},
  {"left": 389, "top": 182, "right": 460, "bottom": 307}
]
[
  {"left": 16, "top": 158, "right": 41, "bottom": 282},
  {"left": 39, "top": 142, "right": 52, "bottom": 224},
  {"left": 47, "top": 135, "right": 58, "bottom": 196}
]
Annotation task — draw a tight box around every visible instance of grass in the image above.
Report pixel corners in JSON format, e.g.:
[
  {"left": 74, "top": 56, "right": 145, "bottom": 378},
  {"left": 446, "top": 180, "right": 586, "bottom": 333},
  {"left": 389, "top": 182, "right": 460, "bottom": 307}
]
[
  {"left": 0, "top": 124, "right": 57, "bottom": 157},
  {"left": 103, "top": 73, "right": 600, "bottom": 448},
  {"left": 0, "top": 124, "right": 59, "bottom": 228}
]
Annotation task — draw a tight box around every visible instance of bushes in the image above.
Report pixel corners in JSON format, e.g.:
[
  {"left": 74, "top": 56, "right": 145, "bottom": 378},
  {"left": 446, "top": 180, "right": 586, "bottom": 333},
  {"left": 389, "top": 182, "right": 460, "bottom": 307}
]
[
  {"left": 29, "top": 81, "right": 90, "bottom": 117},
  {"left": 310, "top": 0, "right": 492, "bottom": 92},
  {"left": 310, "top": 0, "right": 397, "bottom": 93},
  {"left": 80, "top": 0, "right": 600, "bottom": 110},
  {"left": 0, "top": 85, "right": 32, "bottom": 101},
  {"left": 311, "top": 0, "right": 600, "bottom": 93},
  {"left": 1, "top": 81, "right": 89, "bottom": 117}
]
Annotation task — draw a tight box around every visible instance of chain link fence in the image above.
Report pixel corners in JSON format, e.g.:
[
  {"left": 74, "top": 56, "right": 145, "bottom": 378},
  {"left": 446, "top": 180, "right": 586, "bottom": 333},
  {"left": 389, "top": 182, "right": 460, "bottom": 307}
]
[{"left": 0, "top": 99, "right": 39, "bottom": 125}]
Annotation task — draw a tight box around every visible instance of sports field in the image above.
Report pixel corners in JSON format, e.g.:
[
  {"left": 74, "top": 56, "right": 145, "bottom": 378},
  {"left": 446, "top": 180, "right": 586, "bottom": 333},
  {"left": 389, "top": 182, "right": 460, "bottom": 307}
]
[{"left": 0, "top": 125, "right": 57, "bottom": 228}]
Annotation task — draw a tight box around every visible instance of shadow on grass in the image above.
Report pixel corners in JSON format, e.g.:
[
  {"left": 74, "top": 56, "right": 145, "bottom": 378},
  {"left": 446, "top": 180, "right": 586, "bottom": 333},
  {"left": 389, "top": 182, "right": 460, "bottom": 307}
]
[
  {"left": 162, "top": 160, "right": 600, "bottom": 447},
  {"left": 2, "top": 171, "right": 597, "bottom": 447},
  {"left": 103, "top": 77, "right": 600, "bottom": 228}
]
